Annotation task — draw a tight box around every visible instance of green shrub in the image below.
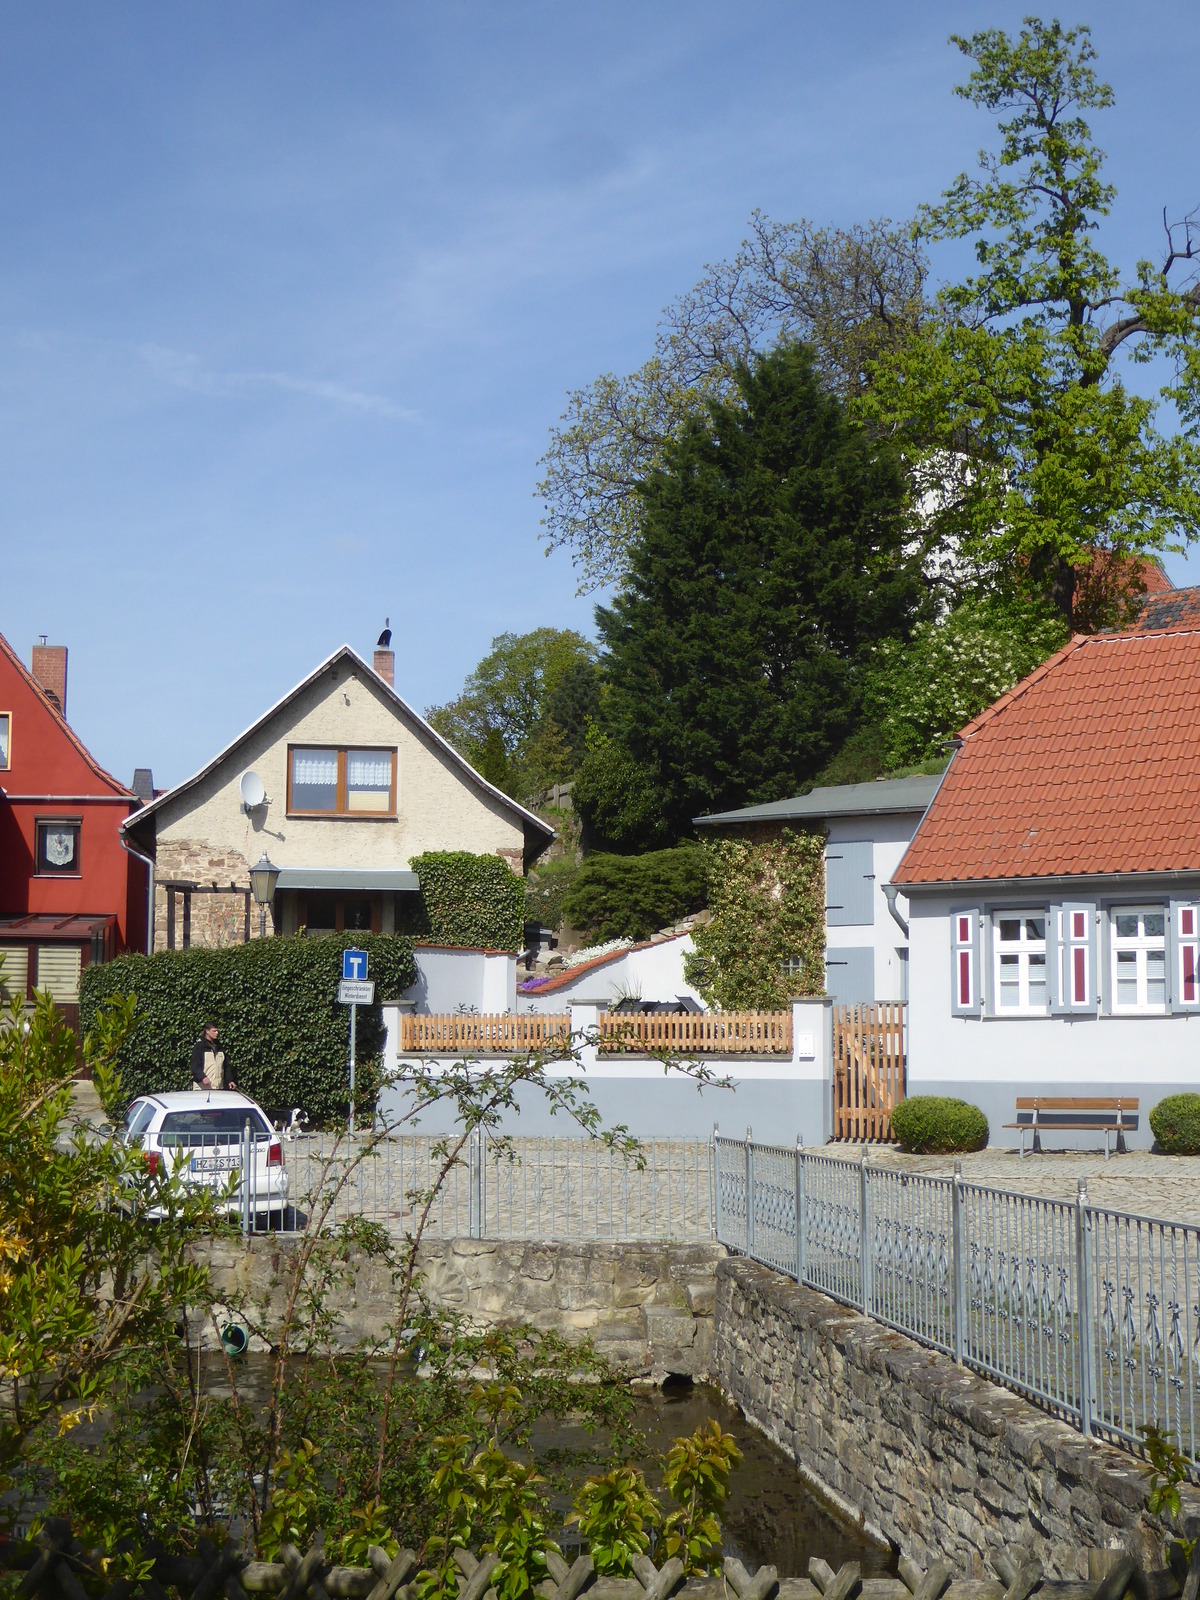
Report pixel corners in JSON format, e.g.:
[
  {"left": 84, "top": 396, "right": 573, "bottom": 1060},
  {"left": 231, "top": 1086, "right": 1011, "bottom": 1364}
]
[
  {"left": 560, "top": 846, "right": 707, "bottom": 943},
  {"left": 403, "top": 851, "right": 524, "bottom": 952},
  {"left": 890, "top": 1096, "right": 989, "bottom": 1154},
  {"left": 1149, "top": 1094, "right": 1200, "bottom": 1155},
  {"left": 79, "top": 933, "right": 417, "bottom": 1124},
  {"left": 523, "top": 854, "right": 581, "bottom": 934}
]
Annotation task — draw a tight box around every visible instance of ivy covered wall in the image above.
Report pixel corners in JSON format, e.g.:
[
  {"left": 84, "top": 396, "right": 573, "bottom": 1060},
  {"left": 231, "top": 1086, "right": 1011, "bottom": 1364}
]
[
  {"left": 684, "top": 828, "right": 825, "bottom": 1010},
  {"left": 402, "top": 851, "right": 525, "bottom": 953}
]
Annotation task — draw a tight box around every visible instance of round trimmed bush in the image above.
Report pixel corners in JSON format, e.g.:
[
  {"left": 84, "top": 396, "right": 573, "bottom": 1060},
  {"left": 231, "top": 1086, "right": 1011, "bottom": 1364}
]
[
  {"left": 1149, "top": 1094, "right": 1200, "bottom": 1155},
  {"left": 890, "top": 1096, "right": 988, "bottom": 1154}
]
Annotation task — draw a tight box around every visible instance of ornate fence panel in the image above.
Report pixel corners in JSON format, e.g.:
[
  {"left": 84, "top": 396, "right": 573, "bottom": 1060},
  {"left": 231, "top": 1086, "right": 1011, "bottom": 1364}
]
[
  {"left": 715, "top": 1138, "right": 1200, "bottom": 1464},
  {"left": 833, "top": 1003, "right": 905, "bottom": 1141},
  {"left": 285, "top": 1131, "right": 715, "bottom": 1242}
]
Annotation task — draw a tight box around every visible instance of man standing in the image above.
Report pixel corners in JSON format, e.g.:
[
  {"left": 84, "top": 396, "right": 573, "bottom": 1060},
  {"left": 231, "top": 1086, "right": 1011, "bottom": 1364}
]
[{"left": 190, "top": 1020, "right": 235, "bottom": 1092}]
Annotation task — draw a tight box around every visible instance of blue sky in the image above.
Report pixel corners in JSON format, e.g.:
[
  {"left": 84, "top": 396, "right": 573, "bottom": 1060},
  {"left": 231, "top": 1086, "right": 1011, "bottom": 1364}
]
[{"left": 2, "top": 2, "right": 1199, "bottom": 788}]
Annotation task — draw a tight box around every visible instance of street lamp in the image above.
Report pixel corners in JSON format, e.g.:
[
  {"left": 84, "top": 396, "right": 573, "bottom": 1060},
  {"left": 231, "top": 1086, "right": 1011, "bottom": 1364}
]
[{"left": 249, "top": 852, "right": 281, "bottom": 939}]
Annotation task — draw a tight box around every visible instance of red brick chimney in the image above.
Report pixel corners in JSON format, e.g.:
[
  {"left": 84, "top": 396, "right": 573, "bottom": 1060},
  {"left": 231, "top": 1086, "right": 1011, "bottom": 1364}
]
[
  {"left": 373, "top": 647, "right": 395, "bottom": 687},
  {"left": 31, "top": 640, "right": 68, "bottom": 717}
]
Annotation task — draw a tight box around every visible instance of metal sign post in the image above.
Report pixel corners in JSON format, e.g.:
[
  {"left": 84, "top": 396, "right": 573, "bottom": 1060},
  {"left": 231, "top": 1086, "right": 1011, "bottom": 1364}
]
[{"left": 338, "top": 951, "right": 372, "bottom": 1135}]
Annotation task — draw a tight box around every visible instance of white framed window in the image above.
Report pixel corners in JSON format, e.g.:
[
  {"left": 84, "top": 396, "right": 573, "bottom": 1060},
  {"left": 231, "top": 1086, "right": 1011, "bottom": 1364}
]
[
  {"left": 1110, "top": 907, "right": 1167, "bottom": 1012},
  {"left": 993, "top": 911, "right": 1048, "bottom": 1012}
]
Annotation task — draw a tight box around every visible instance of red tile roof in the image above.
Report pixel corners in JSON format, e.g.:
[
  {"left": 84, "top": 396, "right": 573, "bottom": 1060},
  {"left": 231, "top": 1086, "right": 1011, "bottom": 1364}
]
[
  {"left": 1121, "top": 584, "right": 1200, "bottom": 635},
  {"left": 895, "top": 628, "right": 1200, "bottom": 886}
]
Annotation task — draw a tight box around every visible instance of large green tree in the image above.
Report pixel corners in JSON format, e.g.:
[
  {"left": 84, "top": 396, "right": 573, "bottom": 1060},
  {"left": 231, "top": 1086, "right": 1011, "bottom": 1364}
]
[
  {"left": 426, "top": 628, "right": 598, "bottom": 799},
  {"left": 863, "top": 19, "right": 1200, "bottom": 626},
  {"left": 538, "top": 214, "right": 927, "bottom": 591},
  {"left": 594, "top": 343, "right": 924, "bottom": 837}
]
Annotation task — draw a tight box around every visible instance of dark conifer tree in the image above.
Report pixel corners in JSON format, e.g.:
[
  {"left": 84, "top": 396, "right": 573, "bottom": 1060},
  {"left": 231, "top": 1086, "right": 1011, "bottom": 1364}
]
[{"left": 595, "top": 342, "right": 923, "bottom": 835}]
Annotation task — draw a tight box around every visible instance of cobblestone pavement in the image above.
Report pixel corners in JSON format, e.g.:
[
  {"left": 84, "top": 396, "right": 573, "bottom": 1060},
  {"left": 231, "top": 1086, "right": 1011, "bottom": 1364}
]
[{"left": 819, "top": 1141, "right": 1200, "bottom": 1224}]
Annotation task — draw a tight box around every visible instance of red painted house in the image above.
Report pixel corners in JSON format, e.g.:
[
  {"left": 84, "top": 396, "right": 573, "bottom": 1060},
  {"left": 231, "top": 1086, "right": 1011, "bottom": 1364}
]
[{"left": 0, "top": 632, "right": 149, "bottom": 1025}]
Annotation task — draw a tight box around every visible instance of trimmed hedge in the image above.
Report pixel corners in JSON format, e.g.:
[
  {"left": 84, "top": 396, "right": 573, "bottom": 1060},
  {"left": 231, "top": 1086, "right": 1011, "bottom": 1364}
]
[
  {"left": 1150, "top": 1094, "right": 1200, "bottom": 1155},
  {"left": 561, "top": 846, "right": 708, "bottom": 943},
  {"left": 890, "top": 1096, "right": 989, "bottom": 1155},
  {"left": 402, "top": 852, "right": 524, "bottom": 953},
  {"left": 79, "top": 933, "right": 417, "bottom": 1125}
]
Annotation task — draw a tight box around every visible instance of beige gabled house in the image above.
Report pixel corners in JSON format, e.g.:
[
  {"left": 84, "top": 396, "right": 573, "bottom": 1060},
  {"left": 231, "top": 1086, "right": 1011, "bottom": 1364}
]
[{"left": 122, "top": 640, "right": 553, "bottom": 952}]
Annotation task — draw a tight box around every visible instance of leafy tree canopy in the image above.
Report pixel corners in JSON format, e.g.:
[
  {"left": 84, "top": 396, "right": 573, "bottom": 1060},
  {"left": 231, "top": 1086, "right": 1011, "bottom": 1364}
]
[
  {"left": 864, "top": 594, "right": 1069, "bottom": 771},
  {"left": 595, "top": 342, "right": 925, "bottom": 837},
  {"left": 538, "top": 213, "right": 927, "bottom": 591},
  {"left": 862, "top": 18, "right": 1200, "bottom": 625},
  {"left": 426, "top": 628, "right": 599, "bottom": 801}
]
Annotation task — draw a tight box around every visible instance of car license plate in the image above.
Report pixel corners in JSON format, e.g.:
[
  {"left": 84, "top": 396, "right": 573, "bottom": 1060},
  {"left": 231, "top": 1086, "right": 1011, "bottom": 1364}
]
[{"left": 190, "top": 1155, "right": 239, "bottom": 1174}]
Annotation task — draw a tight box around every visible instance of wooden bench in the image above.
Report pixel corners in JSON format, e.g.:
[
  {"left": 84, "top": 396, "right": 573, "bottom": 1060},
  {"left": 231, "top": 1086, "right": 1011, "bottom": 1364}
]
[{"left": 1004, "top": 1096, "right": 1138, "bottom": 1159}]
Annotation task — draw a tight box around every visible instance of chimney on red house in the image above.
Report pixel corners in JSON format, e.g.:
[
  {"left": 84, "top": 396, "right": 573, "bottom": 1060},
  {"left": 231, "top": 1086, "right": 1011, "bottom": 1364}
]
[
  {"left": 31, "top": 638, "right": 68, "bottom": 717},
  {"left": 373, "top": 617, "right": 394, "bottom": 687}
]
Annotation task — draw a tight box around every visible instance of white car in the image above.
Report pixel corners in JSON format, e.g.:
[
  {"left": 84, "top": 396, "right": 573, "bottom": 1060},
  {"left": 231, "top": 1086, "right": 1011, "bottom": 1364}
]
[{"left": 120, "top": 1089, "right": 289, "bottom": 1225}]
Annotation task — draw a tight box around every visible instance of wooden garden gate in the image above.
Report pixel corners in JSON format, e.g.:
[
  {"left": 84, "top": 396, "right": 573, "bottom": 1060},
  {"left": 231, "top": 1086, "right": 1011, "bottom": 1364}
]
[{"left": 834, "top": 1002, "right": 906, "bottom": 1141}]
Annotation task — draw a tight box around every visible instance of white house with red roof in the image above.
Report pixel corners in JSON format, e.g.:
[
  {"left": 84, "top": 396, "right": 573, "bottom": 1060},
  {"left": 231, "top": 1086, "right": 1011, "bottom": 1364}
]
[{"left": 892, "top": 620, "right": 1200, "bottom": 1148}]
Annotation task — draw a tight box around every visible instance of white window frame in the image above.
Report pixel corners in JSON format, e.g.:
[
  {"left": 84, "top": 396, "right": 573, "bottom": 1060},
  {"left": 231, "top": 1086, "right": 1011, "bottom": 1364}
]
[
  {"left": 1110, "top": 905, "right": 1168, "bottom": 1014},
  {"left": 992, "top": 909, "right": 1049, "bottom": 1015}
]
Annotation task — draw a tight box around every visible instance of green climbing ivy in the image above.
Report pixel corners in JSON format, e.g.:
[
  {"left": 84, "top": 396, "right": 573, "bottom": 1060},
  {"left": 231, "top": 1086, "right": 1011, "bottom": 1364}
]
[
  {"left": 403, "top": 852, "right": 525, "bottom": 953},
  {"left": 684, "top": 829, "right": 825, "bottom": 1010}
]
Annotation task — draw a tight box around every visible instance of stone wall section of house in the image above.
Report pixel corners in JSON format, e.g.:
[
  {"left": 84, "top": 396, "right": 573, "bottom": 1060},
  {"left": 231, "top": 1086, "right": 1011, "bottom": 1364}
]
[
  {"left": 714, "top": 1257, "right": 1199, "bottom": 1579},
  {"left": 152, "top": 841, "right": 260, "bottom": 952},
  {"left": 195, "top": 1237, "right": 724, "bottom": 1381}
]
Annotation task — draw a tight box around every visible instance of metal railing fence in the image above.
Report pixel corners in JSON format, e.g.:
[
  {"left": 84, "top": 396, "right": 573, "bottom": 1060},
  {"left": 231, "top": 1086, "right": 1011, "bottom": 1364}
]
[
  {"left": 714, "top": 1130, "right": 1200, "bottom": 1463},
  {"left": 276, "top": 1130, "right": 715, "bottom": 1242}
]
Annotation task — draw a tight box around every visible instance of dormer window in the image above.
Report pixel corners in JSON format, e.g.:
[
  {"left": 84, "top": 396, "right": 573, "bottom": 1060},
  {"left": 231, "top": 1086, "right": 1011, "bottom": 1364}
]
[{"left": 287, "top": 746, "right": 396, "bottom": 817}]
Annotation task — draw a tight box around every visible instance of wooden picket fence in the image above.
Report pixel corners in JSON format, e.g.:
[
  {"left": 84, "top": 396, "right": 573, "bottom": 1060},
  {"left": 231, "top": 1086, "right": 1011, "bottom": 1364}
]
[
  {"left": 399, "top": 1010, "right": 793, "bottom": 1057},
  {"left": 398, "top": 1012, "right": 571, "bottom": 1055},
  {"left": 834, "top": 1002, "right": 905, "bottom": 1142},
  {"left": 597, "top": 1010, "right": 792, "bottom": 1056}
]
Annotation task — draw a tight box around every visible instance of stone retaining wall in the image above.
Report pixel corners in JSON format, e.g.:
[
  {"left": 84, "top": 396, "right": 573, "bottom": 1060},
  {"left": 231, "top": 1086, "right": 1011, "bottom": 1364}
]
[
  {"left": 199, "top": 1237, "right": 724, "bottom": 1380},
  {"left": 713, "top": 1257, "right": 1200, "bottom": 1580}
]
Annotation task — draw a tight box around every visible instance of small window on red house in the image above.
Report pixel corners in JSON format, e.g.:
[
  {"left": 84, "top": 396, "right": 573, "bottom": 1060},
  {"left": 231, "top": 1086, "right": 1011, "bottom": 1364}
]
[
  {"left": 36, "top": 819, "right": 81, "bottom": 875},
  {"left": 0, "top": 713, "right": 9, "bottom": 770}
]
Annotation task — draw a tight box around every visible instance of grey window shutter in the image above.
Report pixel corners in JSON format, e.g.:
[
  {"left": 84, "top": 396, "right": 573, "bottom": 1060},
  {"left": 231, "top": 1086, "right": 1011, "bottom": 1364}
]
[
  {"left": 950, "top": 907, "right": 981, "bottom": 1017},
  {"left": 825, "top": 946, "right": 875, "bottom": 1005},
  {"left": 1060, "top": 902, "right": 1098, "bottom": 1014},
  {"left": 1168, "top": 900, "right": 1200, "bottom": 1013},
  {"left": 826, "top": 840, "right": 874, "bottom": 927}
]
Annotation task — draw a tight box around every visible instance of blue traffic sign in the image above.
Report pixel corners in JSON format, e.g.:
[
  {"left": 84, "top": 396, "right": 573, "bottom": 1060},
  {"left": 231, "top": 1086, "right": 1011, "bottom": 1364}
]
[{"left": 342, "top": 948, "right": 368, "bottom": 981}]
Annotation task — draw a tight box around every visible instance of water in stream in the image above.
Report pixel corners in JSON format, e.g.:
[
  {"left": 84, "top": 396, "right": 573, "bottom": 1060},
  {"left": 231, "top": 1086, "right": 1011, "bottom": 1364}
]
[
  {"left": 544, "top": 1383, "right": 890, "bottom": 1577},
  {"left": 198, "top": 1360, "right": 887, "bottom": 1578}
]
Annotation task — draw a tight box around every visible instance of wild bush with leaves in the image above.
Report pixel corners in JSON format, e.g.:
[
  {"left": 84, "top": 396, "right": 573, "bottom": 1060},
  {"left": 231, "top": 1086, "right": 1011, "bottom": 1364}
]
[
  {"left": 5, "top": 997, "right": 739, "bottom": 1571},
  {"left": 0, "top": 992, "right": 230, "bottom": 1549},
  {"left": 569, "top": 1421, "right": 742, "bottom": 1577}
]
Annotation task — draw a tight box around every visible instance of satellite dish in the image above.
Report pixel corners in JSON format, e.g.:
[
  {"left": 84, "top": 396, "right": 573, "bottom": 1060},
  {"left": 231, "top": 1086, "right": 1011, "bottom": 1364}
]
[{"left": 239, "top": 770, "right": 266, "bottom": 811}]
